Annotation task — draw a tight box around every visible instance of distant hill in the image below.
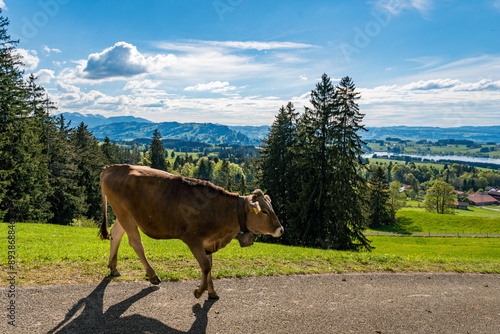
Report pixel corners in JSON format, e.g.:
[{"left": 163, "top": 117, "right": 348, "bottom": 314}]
[
  {"left": 59, "top": 112, "right": 152, "bottom": 128},
  {"left": 90, "top": 121, "right": 259, "bottom": 145},
  {"left": 227, "top": 125, "right": 269, "bottom": 141},
  {"left": 59, "top": 112, "right": 500, "bottom": 145},
  {"left": 364, "top": 126, "right": 500, "bottom": 143}
]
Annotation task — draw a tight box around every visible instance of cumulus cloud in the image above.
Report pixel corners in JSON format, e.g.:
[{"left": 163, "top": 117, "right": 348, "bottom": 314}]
[
  {"left": 0, "top": 1, "right": 6, "bottom": 9},
  {"left": 81, "top": 42, "right": 176, "bottom": 79},
  {"left": 14, "top": 49, "right": 39, "bottom": 70},
  {"left": 401, "top": 79, "right": 462, "bottom": 90},
  {"left": 184, "top": 81, "right": 237, "bottom": 94},
  {"left": 34, "top": 69, "right": 55, "bottom": 83}
]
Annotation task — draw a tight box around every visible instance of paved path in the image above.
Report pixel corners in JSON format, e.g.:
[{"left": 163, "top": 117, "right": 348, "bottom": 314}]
[
  {"left": 1, "top": 273, "right": 499, "bottom": 333},
  {"left": 481, "top": 206, "right": 500, "bottom": 212}
]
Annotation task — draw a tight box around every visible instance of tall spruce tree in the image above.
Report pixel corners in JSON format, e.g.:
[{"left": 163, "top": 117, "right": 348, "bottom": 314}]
[
  {"left": 0, "top": 12, "right": 52, "bottom": 222},
  {"left": 259, "top": 102, "right": 298, "bottom": 244},
  {"left": 368, "top": 166, "right": 391, "bottom": 227},
  {"left": 150, "top": 129, "right": 168, "bottom": 171},
  {"left": 330, "top": 76, "right": 371, "bottom": 250},
  {"left": 47, "top": 115, "right": 88, "bottom": 224},
  {"left": 72, "top": 122, "right": 106, "bottom": 220}
]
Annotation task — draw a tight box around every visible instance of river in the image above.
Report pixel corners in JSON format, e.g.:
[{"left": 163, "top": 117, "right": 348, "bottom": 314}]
[{"left": 363, "top": 152, "right": 500, "bottom": 166}]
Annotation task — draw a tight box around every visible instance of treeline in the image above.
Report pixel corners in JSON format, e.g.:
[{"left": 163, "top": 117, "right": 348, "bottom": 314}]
[
  {"left": 363, "top": 161, "right": 500, "bottom": 196},
  {"left": 145, "top": 130, "right": 258, "bottom": 194},
  {"left": 259, "top": 74, "right": 371, "bottom": 251}
]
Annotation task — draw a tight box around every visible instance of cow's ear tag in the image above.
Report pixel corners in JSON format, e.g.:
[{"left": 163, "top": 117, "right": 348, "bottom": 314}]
[{"left": 253, "top": 207, "right": 259, "bottom": 214}]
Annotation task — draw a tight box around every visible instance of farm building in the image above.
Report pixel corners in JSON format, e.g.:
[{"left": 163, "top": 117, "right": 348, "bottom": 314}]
[
  {"left": 454, "top": 201, "right": 470, "bottom": 210},
  {"left": 488, "top": 190, "right": 500, "bottom": 201},
  {"left": 466, "top": 195, "right": 500, "bottom": 206}
]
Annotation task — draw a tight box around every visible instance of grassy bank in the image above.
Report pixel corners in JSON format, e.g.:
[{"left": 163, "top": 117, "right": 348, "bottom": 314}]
[
  {"left": 1, "top": 223, "right": 499, "bottom": 286},
  {"left": 367, "top": 207, "right": 500, "bottom": 235}
]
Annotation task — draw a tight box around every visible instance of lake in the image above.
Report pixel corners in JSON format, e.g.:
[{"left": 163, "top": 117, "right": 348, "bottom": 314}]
[{"left": 364, "top": 152, "right": 500, "bottom": 166}]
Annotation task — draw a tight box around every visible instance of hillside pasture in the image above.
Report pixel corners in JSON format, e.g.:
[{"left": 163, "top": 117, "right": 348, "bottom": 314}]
[
  {"left": 1, "top": 222, "right": 499, "bottom": 286},
  {"left": 368, "top": 207, "right": 500, "bottom": 234}
]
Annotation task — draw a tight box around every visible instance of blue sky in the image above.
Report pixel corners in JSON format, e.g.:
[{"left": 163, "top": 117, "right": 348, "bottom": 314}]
[{"left": 3, "top": 0, "right": 500, "bottom": 127}]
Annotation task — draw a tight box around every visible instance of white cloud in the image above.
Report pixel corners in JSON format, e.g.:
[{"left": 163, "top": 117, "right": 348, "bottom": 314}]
[
  {"left": 0, "top": 1, "right": 6, "bottom": 9},
  {"left": 401, "top": 78, "right": 462, "bottom": 90},
  {"left": 80, "top": 42, "right": 176, "bottom": 80},
  {"left": 14, "top": 49, "right": 39, "bottom": 70},
  {"left": 43, "top": 45, "right": 62, "bottom": 55},
  {"left": 34, "top": 69, "right": 55, "bottom": 83},
  {"left": 406, "top": 56, "right": 442, "bottom": 69},
  {"left": 50, "top": 84, "right": 287, "bottom": 125},
  {"left": 400, "top": 55, "right": 500, "bottom": 84},
  {"left": 184, "top": 81, "right": 237, "bottom": 94},
  {"left": 124, "top": 79, "right": 162, "bottom": 90},
  {"left": 374, "top": 0, "right": 433, "bottom": 15},
  {"left": 195, "top": 40, "right": 318, "bottom": 51}
]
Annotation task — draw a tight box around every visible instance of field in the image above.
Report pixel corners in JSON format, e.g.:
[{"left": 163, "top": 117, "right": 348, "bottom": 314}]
[
  {"left": 367, "top": 140, "right": 500, "bottom": 159},
  {"left": 1, "top": 222, "right": 499, "bottom": 286},
  {"left": 367, "top": 207, "right": 500, "bottom": 235}
]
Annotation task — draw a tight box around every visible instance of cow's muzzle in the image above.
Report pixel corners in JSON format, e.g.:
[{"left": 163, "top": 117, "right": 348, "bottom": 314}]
[{"left": 272, "top": 226, "right": 284, "bottom": 237}]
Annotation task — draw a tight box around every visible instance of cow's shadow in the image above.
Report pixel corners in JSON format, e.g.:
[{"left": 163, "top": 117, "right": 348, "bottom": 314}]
[{"left": 48, "top": 277, "right": 216, "bottom": 334}]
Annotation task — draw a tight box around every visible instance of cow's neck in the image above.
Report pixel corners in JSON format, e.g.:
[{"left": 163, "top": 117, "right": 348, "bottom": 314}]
[{"left": 237, "top": 196, "right": 248, "bottom": 233}]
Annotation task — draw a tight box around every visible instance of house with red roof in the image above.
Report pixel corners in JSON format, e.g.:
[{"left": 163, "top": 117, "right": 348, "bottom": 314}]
[{"left": 467, "top": 194, "right": 499, "bottom": 206}]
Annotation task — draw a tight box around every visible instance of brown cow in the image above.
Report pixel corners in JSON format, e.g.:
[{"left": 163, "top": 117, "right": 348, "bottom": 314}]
[{"left": 99, "top": 164, "right": 283, "bottom": 299}]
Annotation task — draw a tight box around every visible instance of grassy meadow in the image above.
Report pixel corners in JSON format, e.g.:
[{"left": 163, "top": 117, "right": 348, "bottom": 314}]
[
  {"left": 367, "top": 207, "right": 500, "bottom": 235},
  {"left": 1, "top": 222, "right": 499, "bottom": 286}
]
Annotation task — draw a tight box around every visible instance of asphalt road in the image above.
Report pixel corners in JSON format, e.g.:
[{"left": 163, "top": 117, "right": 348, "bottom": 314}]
[{"left": 1, "top": 273, "right": 499, "bottom": 334}]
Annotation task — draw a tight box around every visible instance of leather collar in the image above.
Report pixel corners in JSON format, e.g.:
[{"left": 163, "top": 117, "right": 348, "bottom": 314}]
[{"left": 237, "top": 196, "right": 248, "bottom": 233}]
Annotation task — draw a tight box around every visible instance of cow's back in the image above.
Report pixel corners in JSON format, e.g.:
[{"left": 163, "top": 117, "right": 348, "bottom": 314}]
[{"left": 101, "top": 164, "right": 239, "bottom": 242}]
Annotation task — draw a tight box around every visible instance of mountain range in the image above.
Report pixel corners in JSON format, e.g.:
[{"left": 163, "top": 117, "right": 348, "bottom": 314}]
[{"left": 59, "top": 112, "right": 500, "bottom": 145}]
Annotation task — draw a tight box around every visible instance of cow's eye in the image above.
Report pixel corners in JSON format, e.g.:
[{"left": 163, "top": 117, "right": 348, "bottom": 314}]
[{"left": 262, "top": 210, "right": 269, "bottom": 215}]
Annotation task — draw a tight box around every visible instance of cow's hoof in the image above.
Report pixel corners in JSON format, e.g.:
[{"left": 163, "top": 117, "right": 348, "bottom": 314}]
[
  {"left": 110, "top": 270, "right": 121, "bottom": 277},
  {"left": 194, "top": 289, "right": 203, "bottom": 299},
  {"left": 208, "top": 292, "right": 219, "bottom": 300},
  {"left": 149, "top": 275, "right": 161, "bottom": 285}
]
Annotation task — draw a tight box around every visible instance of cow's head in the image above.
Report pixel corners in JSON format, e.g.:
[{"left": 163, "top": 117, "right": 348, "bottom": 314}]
[{"left": 245, "top": 189, "right": 283, "bottom": 237}]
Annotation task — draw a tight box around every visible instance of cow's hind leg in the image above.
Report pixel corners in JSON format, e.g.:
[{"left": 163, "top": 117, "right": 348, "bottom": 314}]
[
  {"left": 207, "top": 254, "right": 219, "bottom": 300},
  {"left": 123, "top": 224, "right": 161, "bottom": 285},
  {"left": 187, "top": 243, "right": 217, "bottom": 299},
  {"left": 108, "top": 220, "right": 125, "bottom": 277}
]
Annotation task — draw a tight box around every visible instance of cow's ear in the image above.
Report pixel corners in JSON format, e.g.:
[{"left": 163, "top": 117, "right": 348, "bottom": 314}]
[
  {"left": 264, "top": 195, "right": 271, "bottom": 203},
  {"left": 247, "top": 196, "right": 261, "bottom": 214}
]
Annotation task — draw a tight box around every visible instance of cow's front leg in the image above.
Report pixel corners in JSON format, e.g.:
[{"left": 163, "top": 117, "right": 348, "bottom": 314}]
[
  {"left": 187, "top": 243, "right": 212, "bottom": 299},
  {"left": 207, "top": 254, "right": 219, "bottom": 300},
  {"left": 108, "top": 220, "right": 125, "bottom": 277}
]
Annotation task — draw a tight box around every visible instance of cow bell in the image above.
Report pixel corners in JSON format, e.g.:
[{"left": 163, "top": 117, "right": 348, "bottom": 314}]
[{"left": 236, "top": 231, "right": 254, "bottom": 247}]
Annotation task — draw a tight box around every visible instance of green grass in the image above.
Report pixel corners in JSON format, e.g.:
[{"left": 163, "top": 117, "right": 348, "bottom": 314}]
[
  {"left": 1, "top": 222, "right": 499, "bottom": 286},
  {"left": 368, "top": 207, "right": 500, "bottom": 234}
]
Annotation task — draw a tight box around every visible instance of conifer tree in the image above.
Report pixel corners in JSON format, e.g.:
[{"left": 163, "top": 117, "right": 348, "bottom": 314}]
[
  {"left": 368, "top": 166, "right": 391, "bottom": 227},
  {"left": 150, "top": 129, "right": 168, "bottom": 171},
  {"left": 0, "top": 12, "right": 52, "bottom": 222},
  {"left": 294, "top": 75, "right": 339, "bottom": 247},
  {"left": 259, "top": 102, "right": 298, "bottom": 244},
  {"left": 330, "top": 76, "right": 371, "bottom": 250},
  {"left": 72, "top": 122, "right": 106, "bottom": 220}
]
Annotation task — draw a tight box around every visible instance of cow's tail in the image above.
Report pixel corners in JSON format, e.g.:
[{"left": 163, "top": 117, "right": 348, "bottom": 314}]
[{"left": 99, "top": 175, "right": 110, "bottom": 240}]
